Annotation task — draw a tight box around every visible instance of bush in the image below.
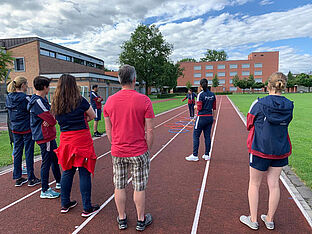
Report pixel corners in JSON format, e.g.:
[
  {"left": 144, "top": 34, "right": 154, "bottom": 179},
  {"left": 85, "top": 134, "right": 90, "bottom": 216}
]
[
  {"left": 215, "top": 91, "right": 233, "bottom": 95},
  {"left": 156, "top": 93, "right": 177, "bottom": 98}
]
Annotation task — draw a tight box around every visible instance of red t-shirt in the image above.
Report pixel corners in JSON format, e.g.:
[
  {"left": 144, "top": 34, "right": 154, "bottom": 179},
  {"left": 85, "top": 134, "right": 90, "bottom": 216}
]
[{"left": 103, "top": 89, "right": 155, "bottom": 157}]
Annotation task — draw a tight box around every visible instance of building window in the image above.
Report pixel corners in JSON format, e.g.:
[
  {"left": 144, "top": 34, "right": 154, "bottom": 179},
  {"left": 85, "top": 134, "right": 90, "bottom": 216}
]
[
  {"left": 206, "top": 65, "right": 213, "bottom": 70},
  {"left": 254, "top": 63, "right": 262, "bottom": 68},
  {"left": 218, "top": 64, "right": 225, "bottom": 69},
  {"left": 242, "top": 63, "right": 250, "bottom": 68},
  {"left": 218, "top": 72, "right": 225, "bottom": 77},
  {"left": 96, "top": 64, "right": 103, "bottom": 69},
  {"left": 230, "top": 79, "right": 233, "bottom": 84},
  {"left": 86, "top": 61, "right": 95, "bottom": 67},
  {"left": 74, "top": 57, "right": 85, "bottom": 65},
  {"left": 230, "top": 72, "right": 237, "bottom": 76},
  {"left": 219, "top": 79, "right": 225, "bottom": 84},
  {"left": 56, "top": 53, "right": 72, "bottom": 62},
  {"left": 194, "top": 65, "right": 201, "bottom": 70},
  {"left": 255, "top": 78, "right": 263, "bottom": 83},
  {"left": 208, "top": 80, "right": 213, "bottom": 85},
  {"left": 230, "top": 64, "right": 237, "bottom": 69},
  {"left": 242, "top": 71, "right": 250, "bottom": 76},
  {"left": 255, "top": 70, "right": 262, "bottom": 76},
  {"left": 14, "top": 58, "right": 25, "bottom": 71},
  {"left": 206, "top": 72, "right": 213, "bottom": 77},
  {"left": 194, "top": 80, "right": 200, "bottom": 85},
  {"left": 230, "top": 87, "right": 237, "bottom": 91},
  {"left": 194, "top": 73, "right": 201, "bottom": 78},
  {"left": 40, "top": 49, "right": 55, "bottom": 58}
]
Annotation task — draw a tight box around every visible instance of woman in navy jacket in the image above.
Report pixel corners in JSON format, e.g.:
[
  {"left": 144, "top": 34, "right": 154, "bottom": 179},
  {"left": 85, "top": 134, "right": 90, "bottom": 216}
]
[
  {"left": 240, "top": 72, "right": 294, "bottom": 230},
  {"left": 182, "top": 89, "right": 197, "bottom": 118}
]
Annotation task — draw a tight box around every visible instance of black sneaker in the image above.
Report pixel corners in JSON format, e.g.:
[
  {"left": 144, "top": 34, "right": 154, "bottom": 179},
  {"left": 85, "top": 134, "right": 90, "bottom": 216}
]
[
  {"left": 117, "top": 216, "right": 128, "bottom": 230},
  {"left": 81, "top": 204, "right": 100, "bottom": 217},
  {"left": 93, "top": 132, "right": 102, "bottom": 137},
  {"left": 15, "top": 177, "right": 28, "bottom": 187},
  {"left": 28, "top": 177, "right": 41, "bottom": 187},
  {"left": 136, "top": 213, "right": 153, "bottom": 231},
  {"left": 61, "top": 200, "right": 78, "bottom": 213}
]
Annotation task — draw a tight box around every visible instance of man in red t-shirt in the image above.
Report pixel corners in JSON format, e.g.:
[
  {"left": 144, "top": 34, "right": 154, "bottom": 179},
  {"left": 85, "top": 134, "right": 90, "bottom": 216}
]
[{"left": 103, "top": 65, "right": 155, "bottom": 231}]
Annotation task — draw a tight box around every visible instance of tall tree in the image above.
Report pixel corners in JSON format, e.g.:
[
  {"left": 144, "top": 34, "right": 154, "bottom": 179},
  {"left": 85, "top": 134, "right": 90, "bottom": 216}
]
[
  {"left": 212, "top": 74, "right": 219, "bottom": 87},
  {"left": 119, "top": 24, "right": 173, "bottom": 94},
  {"left": 179, "top": 58, "right": 197, "bottom": 62},
  {"left": 0, "top": 47, "right": 14, "bottom": 81},
  {"left": 232, "top": 74, "right": 240, "bottom": 87},
  {"left": 155, "top": 61, "right": 183, "bottom": 93},
  {"left": 236, "top": 78, "right": 248, "bottom": 93},
  {"left": 200, "top": 49, "right": 227, "bottom": 62},
  {"left": 286, "top": 71, "right": 296, "bottom": 92},
  {"left": 247, "top": 74, "right": 256, "bottom": 92}
]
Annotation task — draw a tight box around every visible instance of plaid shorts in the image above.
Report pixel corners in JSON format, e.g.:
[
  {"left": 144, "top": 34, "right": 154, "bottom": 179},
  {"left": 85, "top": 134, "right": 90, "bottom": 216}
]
[{"left": 112, "top": 151, "right": 150, "bottom": 191}]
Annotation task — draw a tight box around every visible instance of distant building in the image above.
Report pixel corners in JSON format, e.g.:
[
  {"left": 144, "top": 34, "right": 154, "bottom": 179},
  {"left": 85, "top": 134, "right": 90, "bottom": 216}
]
[{"left": 177, "top": 51, "right": 279, "bottom": 93}]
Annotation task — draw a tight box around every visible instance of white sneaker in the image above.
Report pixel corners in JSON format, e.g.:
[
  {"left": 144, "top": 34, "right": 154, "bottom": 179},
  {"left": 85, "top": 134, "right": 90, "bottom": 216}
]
[
  {"left": 202, "top": 154, "right": 211, "bottom": 160},
  {"left": 185, "top": 155, "right": 199, "bottom": 161}
]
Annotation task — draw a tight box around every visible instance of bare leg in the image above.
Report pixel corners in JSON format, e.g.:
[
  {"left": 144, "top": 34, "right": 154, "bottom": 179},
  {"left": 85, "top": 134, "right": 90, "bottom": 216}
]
[
  {"left": 114, "top": 188, "right": 126, "bottom": 219},
  {"left": 266, "top": 166, "right": 283, "bottom": 222},
  {"left": 94, "top": 120, "right": 98, "bottom": 133},
  {"left": 248, "top": 167, "right": 265, "bottom": 222},
  {"left": 134, "top": 190, "right": 145, "bottom": 221}
]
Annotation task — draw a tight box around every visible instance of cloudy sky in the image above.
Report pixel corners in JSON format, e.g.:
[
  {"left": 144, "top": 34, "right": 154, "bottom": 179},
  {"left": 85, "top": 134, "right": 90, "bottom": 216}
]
[{"left": 1, "top": 0, "right": 311, "bottom": 73}]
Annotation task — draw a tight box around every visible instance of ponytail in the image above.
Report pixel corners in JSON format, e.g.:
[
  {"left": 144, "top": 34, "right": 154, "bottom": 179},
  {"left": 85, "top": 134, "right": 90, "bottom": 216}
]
[
  {"left": 200, "top": 78, "right": 208, "bottom": 92},
  {"left": 7, "top": 76, "right": 27, "bottom": 93}
]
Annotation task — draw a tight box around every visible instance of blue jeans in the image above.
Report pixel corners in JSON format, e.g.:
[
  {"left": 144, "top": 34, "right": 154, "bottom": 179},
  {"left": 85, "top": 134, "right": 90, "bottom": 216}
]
[
  {"left": 188, "top": 104, "right": 195, "bottom": 117},
  {"left": 39, "top": 140, "right": 61, "bottom": 192},
  {"left": 12, "top": 132, "right": 35, "bottom": 180},
  {"left": 61, "top": 167, "right": 92, "bottom": 211},
  {"left": 193, "top": 116, "right": 213, "bottom": 156}
]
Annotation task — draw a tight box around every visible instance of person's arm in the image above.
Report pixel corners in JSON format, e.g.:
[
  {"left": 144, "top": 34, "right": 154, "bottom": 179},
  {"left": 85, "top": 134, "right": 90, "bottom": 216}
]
[
  {"left": 212, "top": 97, "right": 217, "bottom": 119},
  {"left": 247, "top": 99, "right": 259, "bottom": 131},
  {"left": 145, "top": 118, "right": 154, "bottom": 150},
  {"left": 85, "top": 106, "right": 96, "bottom": 122},
  {"left": 35, "top": 99, "right": 56, "bottom": 126},
  {"left": 104, "top": 117, "right": 112, "bottom": 143}
]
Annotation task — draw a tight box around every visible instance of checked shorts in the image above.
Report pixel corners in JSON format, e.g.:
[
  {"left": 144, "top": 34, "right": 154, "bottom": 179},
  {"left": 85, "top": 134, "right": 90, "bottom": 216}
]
[{"left": 112, "top": 151, "right": 150, "bottom": 191}]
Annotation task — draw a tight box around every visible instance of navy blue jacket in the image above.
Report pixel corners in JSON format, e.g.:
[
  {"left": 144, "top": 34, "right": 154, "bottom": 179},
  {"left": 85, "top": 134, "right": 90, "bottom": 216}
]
[
  {"left": 6, "top": 92, "right": 31, "bottom": 133},
  {"left": 247, "top": 95, "right": 294, "bottom": 159},
  {"left": 197, "top": 90, "right": 216, "bottom": 116},
  {"left": 182, "top": 93, "right": 197, "bottom": 104}
]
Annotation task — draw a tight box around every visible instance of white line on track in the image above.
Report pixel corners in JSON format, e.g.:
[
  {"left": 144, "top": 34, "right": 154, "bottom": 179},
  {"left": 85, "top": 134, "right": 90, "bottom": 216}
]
[
  {"left": 191, "top": 96, "right": 222, "bottom": 234},
  {"left": 227, "top": 95, "right": 312, "bottom": 229}
]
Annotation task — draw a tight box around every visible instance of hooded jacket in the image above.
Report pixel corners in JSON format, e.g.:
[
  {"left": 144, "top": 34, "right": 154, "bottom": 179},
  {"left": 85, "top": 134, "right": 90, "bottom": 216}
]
[
  {"left": 27, "top": 94, "right": 56, "bottom": 144},
  {"left": 182, "top": 93, "right": 197, "bottom": 104},
  {"left": 247, "top": 95, "right": 294, "bottom": 159},
  {"left": 6, "top": 92, "right": 31, "bottom": 134}
]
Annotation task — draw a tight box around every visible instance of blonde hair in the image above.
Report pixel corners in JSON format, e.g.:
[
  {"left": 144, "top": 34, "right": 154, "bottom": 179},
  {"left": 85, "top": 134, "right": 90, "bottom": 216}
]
[
  {"left": 267, "top": 72, "right": 287, "bottom": 93},
  {"left": 7, "top": 76, "right": 28, "bottom": 93}
]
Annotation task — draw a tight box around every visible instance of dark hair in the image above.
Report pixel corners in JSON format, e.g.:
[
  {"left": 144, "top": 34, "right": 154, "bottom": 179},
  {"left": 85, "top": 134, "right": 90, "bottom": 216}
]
[
  {"left": 188, "top": 89, "right": 192, "bottom": 92},
  {"left": 33, "top": 76, "right": 51, "bottom": 91},
  {"left": 92, "top": 84, "right": 98, "bottom": 89},
  {"left": 118, "top": 65, "right": 136, "bottom": 85},
  {"left": 51, "top": 74, "right": 82, "bottom": 115},
  {"left": 200, "top": 78, "right": 208, "bottom": 91}
]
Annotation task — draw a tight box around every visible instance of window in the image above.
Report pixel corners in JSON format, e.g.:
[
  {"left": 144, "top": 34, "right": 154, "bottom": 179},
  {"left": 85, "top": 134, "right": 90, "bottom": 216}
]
[
  {"left": 230, "top": 72, "right": 237, "bottom": 76},
  {"left": 230, "top": 87, "right": 237, "bottom": 91},
  {"left": 218, "top": 72, "right": 225, "bottom": 77},
  {"left": 194, "top": 66, "right": 201, "bottom": 70},
  {"left": 230, "top": 64, "right": 237, "bottom": 69},
  {"left": 255, "top": 78, "right": 263, "bottom": 83},
  {"left": 208, "top": 80, "right": 213, "bottom": 85},
  {"left": 56, "top": 53, "right": 72, "bottom": 62},
  {"left": 230, "top": 79, "right": 233, "bottom": 84},
  {"left": 219, "top": 79, "right": 225, "bottom": 84},
  {"left": 40, "top": 49, "right": 55, "bottom": 58},
  {"left": 206, "top": 72, "right": 213, "bottom": 77},
  {"left": 96, "top": 64, "right": 103, "bottom": 69},
  {"left": 218, "top": 64, "right": 225, "bottom": 69},
  {"left": 206, "top": 65, "right": 213, "bottom": 70},
  {"left": 74, "top": 57, "right": 85, "bottom": 65},
  {"left": 254, "top": 63, "right": 262, "bottom": 68},
  {"left": 86, "top": 61, "right": 95, "bottom": 67},
  {"left": 194, "top": 80, "right": 200, "bottom": 85},
  {"left": 242, "top": 71, "right": 250, "bottom": 76},
  {"left": 242, "top": 63, "right": 250, "bottom": 68},
  {"left": 14, "top": 58, "right": 25, "bottom": 71},
  {"left": 255, "top": 70, "right": 262, "bottom": 76},
  {"left": 194, "top": 73, "right": 201, "bottom": 78}
]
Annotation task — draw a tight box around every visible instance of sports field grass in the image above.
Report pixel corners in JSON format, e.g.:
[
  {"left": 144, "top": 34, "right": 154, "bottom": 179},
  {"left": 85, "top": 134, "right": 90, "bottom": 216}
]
[
  {"left": 229, "top": 93, "right": 312, "bottom": 189},
  {"left": 0, "top": 98, "right": 186, "bottom": 167}
]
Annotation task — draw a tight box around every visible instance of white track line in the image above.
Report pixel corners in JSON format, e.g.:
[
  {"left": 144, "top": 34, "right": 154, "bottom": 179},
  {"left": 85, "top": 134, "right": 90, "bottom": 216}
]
[
  {"left": 227, "top": 95, "right": 312, "bottom": 229},
  {"left": 191, "top": 96, "right": 222, "bottom": 234},
  {"left": 72, "top": 119, "right": 192, "bottom": 234}
]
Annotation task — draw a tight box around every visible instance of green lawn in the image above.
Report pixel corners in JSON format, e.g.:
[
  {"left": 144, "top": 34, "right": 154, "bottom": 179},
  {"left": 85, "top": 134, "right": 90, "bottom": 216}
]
[
  {"left": 229, "top": 93, "right": 312, "bottom": 189},
  {"left": 0, "top": 98, "right": 185, "bottom": 167}
]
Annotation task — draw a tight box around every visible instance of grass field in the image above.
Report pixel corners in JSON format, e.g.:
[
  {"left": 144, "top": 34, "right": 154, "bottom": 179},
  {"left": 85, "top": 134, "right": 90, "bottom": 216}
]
[
  {"left": 0, "top": 98, "right": 186, "bottom": 167},
  {"left": 229, "top": 93, "right": 312, "bottom": 189}
]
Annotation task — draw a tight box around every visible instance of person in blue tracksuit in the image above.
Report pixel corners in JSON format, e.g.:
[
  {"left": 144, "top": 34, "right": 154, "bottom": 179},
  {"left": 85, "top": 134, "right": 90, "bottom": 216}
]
[
  {"left": 182, "top": 89, "right": 197, "bottom": 118},
  {"left": 240, "top": 72, "right": 294, "bottom": 231},
  {"left": 185, "top": 79, "right": 216, "bottom": 162},
  {"left": 6, "top": 76, "right": 40, "bottom": 187}
]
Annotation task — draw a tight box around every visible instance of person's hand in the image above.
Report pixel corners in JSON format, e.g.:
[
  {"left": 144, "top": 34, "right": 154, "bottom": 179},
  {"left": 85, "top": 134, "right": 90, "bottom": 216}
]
[
  {"left": 42, "top": 121, "right": 49, "bottom": 127},
  {"left": 194, "top": 105, "right": 198, "bottom": 110}
]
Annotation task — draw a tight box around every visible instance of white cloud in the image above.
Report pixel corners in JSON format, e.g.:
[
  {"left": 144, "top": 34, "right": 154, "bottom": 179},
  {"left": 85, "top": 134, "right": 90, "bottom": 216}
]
[{"left": 259, "top": 0, "right": 274, "bottom": 6}]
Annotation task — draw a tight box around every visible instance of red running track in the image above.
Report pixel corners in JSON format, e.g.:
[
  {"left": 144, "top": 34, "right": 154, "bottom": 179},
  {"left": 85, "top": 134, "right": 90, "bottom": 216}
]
[{"left": 0, "top": 98, "right": 311, "bottom": 233}]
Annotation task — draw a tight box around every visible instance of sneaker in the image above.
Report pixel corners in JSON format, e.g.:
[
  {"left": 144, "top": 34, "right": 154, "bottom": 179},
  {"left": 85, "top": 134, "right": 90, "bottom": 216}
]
[
  {"left": 117, "top": 215, "right": 128, "bottom": 230},
  {"left": 81, "top": 204, "right": 100, "bottom": 217},
  {"left": 22, "top": 166, "right": 27, "bottom": 175},
  {"left": 55, "top": 183, "right": 61, "bottom": 190},
  {"left": 261, "top": 214, "right": 275, "bottom": 230},
  {"left": 40, "top": 188, "right": 60, "bottom": 199},
  {"left": 136, "top": 213, "right": 153, "bottom": 231},
  {"left": 93, "top": 132, "right": 102, "bottom": 137},
  {"left": 202, "top": 154, "right": 211, "bottom": 160},
  {"left": 239, "top": 215, "right": 259, "bottom": 230},
  {"left": 185, "top": 154, "right": 199, "bottom": 161},
  {"left": 15, "top": 177, "right": 28, "bottom": 187},
  {"left": 61, "top": 200, "right": 78, "bottom": 213},
  {"left": 28, "top": 177, "right": 41, "bottom": 187}
]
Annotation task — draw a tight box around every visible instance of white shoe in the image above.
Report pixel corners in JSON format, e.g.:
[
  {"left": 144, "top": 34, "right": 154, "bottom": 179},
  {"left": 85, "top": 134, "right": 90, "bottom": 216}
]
[
  {"left": 202, "top": 154, "right": 211, "bottom": 160},
  {"left": 185, "top": 154, "right": 199, "bottom": 161}
]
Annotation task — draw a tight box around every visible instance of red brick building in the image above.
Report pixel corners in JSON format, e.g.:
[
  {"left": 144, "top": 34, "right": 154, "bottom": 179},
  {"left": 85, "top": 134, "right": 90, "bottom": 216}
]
[{"left": 177, "top": 51, "right": 279, "bottom": 92}]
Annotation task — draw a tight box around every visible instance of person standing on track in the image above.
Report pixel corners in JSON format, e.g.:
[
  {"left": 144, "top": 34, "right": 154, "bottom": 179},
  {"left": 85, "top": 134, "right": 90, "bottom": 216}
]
[
  {"left": 90, "top": 85, "right": 103, "bottom": 137},
  {"left": 185, "top": 78, "right": 216, "bottom": 162},
  {"left": 104, "top": 65, "right": 155, "bottom": 231},
  {"left": 52, "top": 74, "right": 100, "bottom": 217},
  {"left": 182, "top": 89, "right": 197, "bottom": 118},
  {"left": 6, "top": 76, "right": 40, "bottom": 187},
  {"left": 27, "top": 76, "right": 61, "bottom": 199},
  {"left": 240, "top": 72, "right": 294, "bottom": 231}
]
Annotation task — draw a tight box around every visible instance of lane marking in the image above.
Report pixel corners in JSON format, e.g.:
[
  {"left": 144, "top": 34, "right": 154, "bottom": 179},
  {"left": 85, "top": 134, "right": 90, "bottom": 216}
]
[
  {"left": 191, "top": 96, "right": 222, "bottom": 234},
  {"left": 227, "top": 95, "right": 312, "bottom": 229}
]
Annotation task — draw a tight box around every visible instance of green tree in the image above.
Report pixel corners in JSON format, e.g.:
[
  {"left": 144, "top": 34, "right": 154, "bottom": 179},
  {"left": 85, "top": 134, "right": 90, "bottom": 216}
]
[
  {"left": 236, "top": 78, "right": 248, "bottom": 93},
  {"left": 119, "top": 24, "right": 173, "bottom": 94},
  {"left": 155, "top": 61, "right": 183, "bottom": 93},
  {"left": 0, "top": 47, "right": 14, "bottom": 81},
  {"left": 186, "top": 81, "right": 192, "bottom": 90},
  {"left": 247, "top": 74, "right": 256, "bottom": 92},
  {"left": 252, "top": 82, "right": 265, "bottom": 89},
  {"left": 200, "top": 49, "right": 227, "bottom": 62},
  {"left": 286, "top": 71, "right": 296, "bottom": 92},
  {"left": 212, "top": 74, "right": 219, "bottom": 87},
  {"left": 296, "top": 73, "right": 312, "bottom": 92},
  {"left": 179, "top": 58, "right": 197, "bottom": 62},
  {"left": 232, "top": 74, "right": 240, "bottom": 87}
]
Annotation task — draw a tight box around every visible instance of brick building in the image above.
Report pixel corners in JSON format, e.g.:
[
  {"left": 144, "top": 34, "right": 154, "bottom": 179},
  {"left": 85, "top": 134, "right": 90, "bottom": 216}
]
[{"left": 177, "top": 51, "right": 279, "bottom": 92}]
